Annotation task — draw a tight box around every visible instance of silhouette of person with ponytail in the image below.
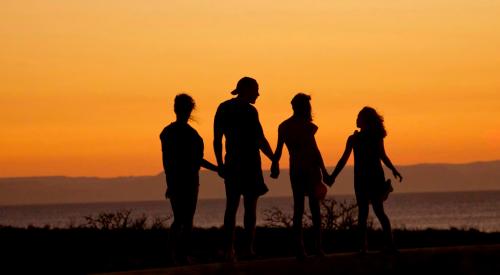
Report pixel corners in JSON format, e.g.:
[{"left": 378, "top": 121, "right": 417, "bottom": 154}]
[{"left": 160, "top": 94, "right": 217, "bottom": 264}]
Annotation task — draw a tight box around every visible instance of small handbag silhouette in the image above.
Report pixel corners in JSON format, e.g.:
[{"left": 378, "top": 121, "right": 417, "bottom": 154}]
[{"left": 313, "top": 182, "right": 328, "bottom": 200}]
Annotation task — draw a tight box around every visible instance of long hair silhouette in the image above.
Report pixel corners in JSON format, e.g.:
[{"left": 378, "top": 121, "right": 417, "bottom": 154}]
[
  {"left": 291, "top": 93, "right": 313, "bottom": 122},
  {"left": 329, "top": 106, "right": 402, "bottom": 254},
  {"left": 271, "top": 93, "right": 328, "bottom": 259},
  {"left": 160, "top": 93, "right": 217, "bottom": 265},
  {"left": 357, "top": 106, "right": 387, "bottom": 138}
]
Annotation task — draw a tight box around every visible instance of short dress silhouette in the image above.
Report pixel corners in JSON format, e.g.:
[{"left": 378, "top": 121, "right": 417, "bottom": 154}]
[
  {"left": 351, "top": 130, "right": 387, "bottom": 202},
  {"left": 279, "top": 116, "right": 323, "bottom": 197}
]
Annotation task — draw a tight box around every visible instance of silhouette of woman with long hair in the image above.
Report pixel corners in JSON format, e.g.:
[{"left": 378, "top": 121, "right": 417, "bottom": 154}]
[
  {"left": 160, "top": 94, "right": 218, "bottom": 264},
  {"left": 271, "top": 93, "right": 329, "bottom": 259},
  {"left": 214, "top": 77, "right": 274, "bottom": 261},
  {"left": 329, "top": 107, "right": 403, "bottom": 253}
]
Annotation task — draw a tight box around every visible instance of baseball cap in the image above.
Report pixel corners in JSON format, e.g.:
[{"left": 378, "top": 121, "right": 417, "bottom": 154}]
[{"left": 231, "top": 77, "right": 258, "bottom": 95}]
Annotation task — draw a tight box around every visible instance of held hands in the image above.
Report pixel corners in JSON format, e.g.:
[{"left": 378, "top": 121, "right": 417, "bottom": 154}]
[
  {"left": 322, "top": 171, "right": 335, "bottom": 187},
  {"left": 325, "top": 175, "right": 336, "bottom": 187},
  {"left": 270, "top": 161, "right": 279, "bottom": 179}
]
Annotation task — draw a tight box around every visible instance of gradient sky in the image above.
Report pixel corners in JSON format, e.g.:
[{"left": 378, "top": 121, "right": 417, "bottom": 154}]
[{"left": 1, "top": 1, "right": 499, "bottom": 177}]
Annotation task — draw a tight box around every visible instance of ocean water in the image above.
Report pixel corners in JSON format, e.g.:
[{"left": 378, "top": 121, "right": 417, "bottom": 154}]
[{"left": 0, "top": 191, "right": 499, "bottom": 232}]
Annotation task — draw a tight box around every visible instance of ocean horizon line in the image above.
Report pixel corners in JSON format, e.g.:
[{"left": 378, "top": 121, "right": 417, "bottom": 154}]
[{"left": 2, "top": 189, "right": 500, "bottom": 208}]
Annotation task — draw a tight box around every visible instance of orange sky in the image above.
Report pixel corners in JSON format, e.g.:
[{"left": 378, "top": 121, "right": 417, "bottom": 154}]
[{"left": 1, "top": 1, "right": 499, "bottom": 177}]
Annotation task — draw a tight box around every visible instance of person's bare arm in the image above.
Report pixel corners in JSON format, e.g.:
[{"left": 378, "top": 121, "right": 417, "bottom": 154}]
[
  {"left": 271, "top": 128, "right": 285, "bottom": 179},
  {"left": 260, "top": 136, "right": 274, "bottom": 161},
  {"left": 379, "top": 140, "right": 403, "bottom": 182},
  {"left": 312, "top": 136, "right": 329, "bottom": 181},
  {"left": 201, "top": 159, "right": 218, "bottom": 172},
  {"left": 256, "top": 115, "right": 274, "bottom": 161},
  {"left": 330, "top": 135, "right": 354, "bottom": 184},
  {"left": 213, "top": 108, "right": 225, "bottom": 178},
  {"left": 161, "top": 149, "right": 168, "bottom": 174},
  {"left": 160, "top": 132, "right": 169, "bottom": 174},
  {"left": 213, "top": 129, "right": 224, "bottom": 169}
]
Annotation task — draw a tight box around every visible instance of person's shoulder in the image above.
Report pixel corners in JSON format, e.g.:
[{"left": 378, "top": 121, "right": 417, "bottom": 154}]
[
  {"left": 278, "top": 116, "right": 294, "bottom": 131},
  {"left": 186, "top": 124, "right": 202, "bottom": 138},
  {"left": 159, "top": 123, "right": 176, "bottom": 140},
  {"left": 186, "top": 125, "right": 204, "bottom": 148},
  {"left": 308, "top": 121, "right": 318, "bottom": 133},
  {"left": 248, "top": 103, "right": 258, "bottom": 112},
  {"left": 347, "top": 130, "right": 359, "bottom": 143},
  {"left": 242, "top": 101, "right": 258, "bottom": 117},
  {"left": 185, "top": 123, "right": 195, "bottom": 132},
  {"left": 292, "top": 119, "right": 317, "bottom": 134},
  {"left": 220, "top": 98, "right": 236, "bottom": 107},
  {"left": 280, "top": 116, "right": 294, "bottom": 126},
  {"left": 216, "top": 98, "right": 237, "bottom": 114}
]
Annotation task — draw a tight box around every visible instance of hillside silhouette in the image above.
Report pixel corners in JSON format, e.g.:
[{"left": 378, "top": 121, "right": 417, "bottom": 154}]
[{"left": 0, "top": 160, "right": 499, "bottom": 205}]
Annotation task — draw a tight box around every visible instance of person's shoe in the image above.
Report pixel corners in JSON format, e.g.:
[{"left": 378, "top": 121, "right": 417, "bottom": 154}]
[
  {"left": 178, "top": 256, "right": 195, "bottom": 266},
  {"left": 295, "top": 250, "right": 307, "bottom": 261},
  {"left": 240, "top": 249, "right": 259, "bottom": 260},
  {"left": 224, "top": 249, "right": 237, "bottom": 263},
  {"left": 168, "top": 251, "right": 180, "bottom": 266},
  {"left": 382, "top": 247, "right": 400, "bottom": 255},
  {"left": 357, "top": 248, "right": 368, "bottom": 256},
  {"left": 310, "top": 247, "right": 325, "bottom": 258}
]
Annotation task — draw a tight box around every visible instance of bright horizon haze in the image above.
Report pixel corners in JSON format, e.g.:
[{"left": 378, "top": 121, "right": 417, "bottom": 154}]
[{"left": 1, "top": 1, "right": 499, "bottom": 177}]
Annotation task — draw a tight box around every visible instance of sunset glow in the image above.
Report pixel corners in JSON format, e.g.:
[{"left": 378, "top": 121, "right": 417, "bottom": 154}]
[{"left": 1, "top": 1, "right": 499, "bottom": 177}]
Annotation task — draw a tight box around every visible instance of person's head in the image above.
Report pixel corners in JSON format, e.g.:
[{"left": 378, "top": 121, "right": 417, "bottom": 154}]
[
  {"left": 174, "top": 93, "right": 195, "bottom": 122},
  {"left": 231, "top": 77, "right": 259, "bottom": 104},
  {"left": 356, "top": 106, "right": 387, "bottom": 138},
  {"left": 291, "top": 93, "right": 312, "bottom": 121}
]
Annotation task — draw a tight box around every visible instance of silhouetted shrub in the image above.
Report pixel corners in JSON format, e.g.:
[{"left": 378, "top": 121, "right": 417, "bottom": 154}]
[
  {"left": 262, "top": 206, "right": 294, "bottom": 228},
  {"left": 82, "top": 210, "right": 171, "bottom": 230},
  {"left": 263, "top": 198, "right": 373, "bottom": 230}
]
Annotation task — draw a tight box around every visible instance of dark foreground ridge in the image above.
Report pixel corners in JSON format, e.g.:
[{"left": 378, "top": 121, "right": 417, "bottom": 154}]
[{"left": 104, "top": 245, "right": 500, "bottom": 275}]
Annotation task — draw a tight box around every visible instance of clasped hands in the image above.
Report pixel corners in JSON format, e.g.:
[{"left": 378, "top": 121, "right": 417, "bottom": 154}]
[
  {"left": 323, "top": 171, "right": 335, "bottom": 187},
  {"left": 270, "top": 161, "right": 279, "bottom": 179}
]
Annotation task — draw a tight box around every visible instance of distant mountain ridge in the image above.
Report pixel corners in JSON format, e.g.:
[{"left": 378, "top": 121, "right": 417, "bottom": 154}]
[{"left": 1, "top": 160, "right": 499, "bottom": 206}]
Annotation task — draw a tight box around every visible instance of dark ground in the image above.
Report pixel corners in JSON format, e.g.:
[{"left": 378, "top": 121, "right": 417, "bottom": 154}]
[
  {"left": 105, "top": 245, "right": 500, "bottom": 275},
  {"left": 1, "top": 226, "right": 499, "bottom": 274}
]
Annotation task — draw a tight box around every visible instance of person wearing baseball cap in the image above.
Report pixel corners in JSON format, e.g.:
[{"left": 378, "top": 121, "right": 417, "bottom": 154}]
[{"left": 214, "top": 76, "right": 274, "bottom": 261}]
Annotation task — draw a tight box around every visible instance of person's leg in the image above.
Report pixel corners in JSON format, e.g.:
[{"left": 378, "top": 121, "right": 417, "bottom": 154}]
[
  {"left": 292, "top": 191, "right": 306, "bottom": 259},
  {"left": 179, "top": 187, "right": 199, "bottom": 264},
  {"left": 356, "top": 197, "right": 369, "bottom": 253},
  {"left": 308, "top": 195, "right": 324, "bottom": 256},
  {"left": 243, "top": 195, "right": 258, "bottom": 257},
  {"left": 168, "top": 195, "right": 182, "bottom": 264},
  {"left": 371, "top": 199, "right": 396, "bottom": 251},
  {"left": 223, "top": 187, "right": 240, "bottom": 261}
]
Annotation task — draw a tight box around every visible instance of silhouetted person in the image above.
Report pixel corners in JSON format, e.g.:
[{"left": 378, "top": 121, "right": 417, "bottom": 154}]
[
  {"left": 271, "top": 93, "right": 329, "bottom": 259},
  {"left": 329, "top": 107, "right": 403, "bottom": 253},
  {"left": 160, "top": 94, "right": 218, "bottom": 264},
  {"left": 214, "top": 77, "right": 274, "bottom": 261}
]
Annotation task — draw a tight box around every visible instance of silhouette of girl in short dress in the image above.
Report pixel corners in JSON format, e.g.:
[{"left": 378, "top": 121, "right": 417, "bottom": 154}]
[
  {"left": 329, "top": 107, "right": 403, "bottom": 253},
  {"left": 160, "top": 94, "right": 217, "bottom": 264},
  {"left": 271, "top": 93, "right": 329, "bottom": 259}
]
